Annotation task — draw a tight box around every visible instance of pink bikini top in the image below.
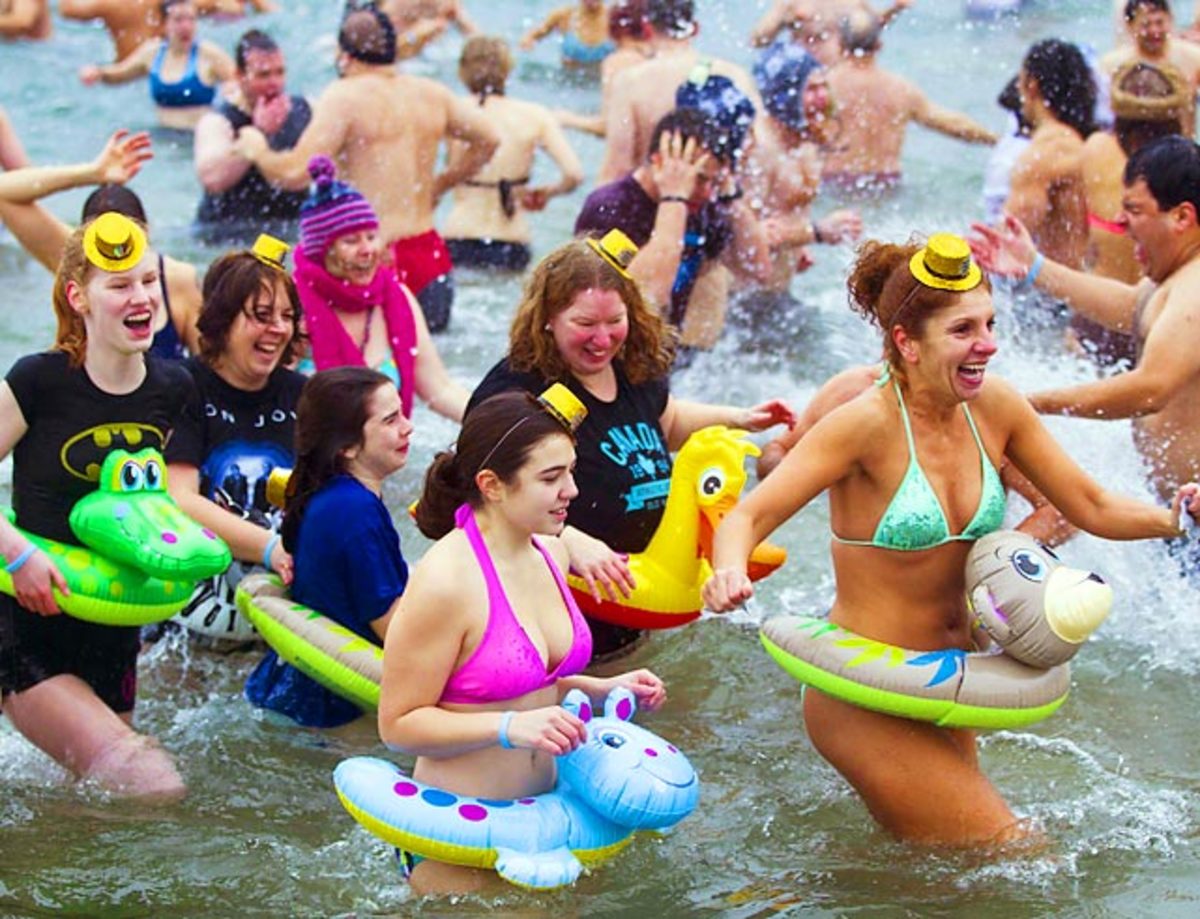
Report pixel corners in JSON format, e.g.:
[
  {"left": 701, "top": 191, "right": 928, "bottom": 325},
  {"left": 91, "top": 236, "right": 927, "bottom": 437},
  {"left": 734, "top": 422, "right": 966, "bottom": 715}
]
[{"left": 439, "top": 504, "right": 593, "bottom": 706}]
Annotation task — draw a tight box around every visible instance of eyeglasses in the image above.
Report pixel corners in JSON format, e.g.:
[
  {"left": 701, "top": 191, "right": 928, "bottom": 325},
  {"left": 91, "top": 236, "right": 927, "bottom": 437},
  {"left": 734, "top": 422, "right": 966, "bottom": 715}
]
[{"left": 242, "top": 305, "right": 296, "bottom": 327}]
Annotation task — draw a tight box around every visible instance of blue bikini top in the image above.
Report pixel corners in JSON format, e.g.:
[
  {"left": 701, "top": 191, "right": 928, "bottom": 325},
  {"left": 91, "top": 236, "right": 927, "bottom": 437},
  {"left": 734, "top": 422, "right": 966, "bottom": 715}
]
[
  {"left": 149, "top": 42, "right": 216, "bottom": 108},
  {"left": 833, "top": 370, "right": 1006, "bottom": 552}
]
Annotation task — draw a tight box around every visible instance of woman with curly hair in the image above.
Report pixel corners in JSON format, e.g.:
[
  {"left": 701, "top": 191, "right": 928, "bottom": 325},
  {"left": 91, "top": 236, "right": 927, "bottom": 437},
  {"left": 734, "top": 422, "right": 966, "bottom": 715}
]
[{"left": 467, "top": 233, "right": 794, "bottom": 660}]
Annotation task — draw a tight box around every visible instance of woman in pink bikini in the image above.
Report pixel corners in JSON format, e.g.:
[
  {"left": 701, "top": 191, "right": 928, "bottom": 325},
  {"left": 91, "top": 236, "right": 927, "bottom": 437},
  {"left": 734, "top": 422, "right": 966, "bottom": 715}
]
[{"left": 378, "top": 389, "right": 666, "bottom": 895}]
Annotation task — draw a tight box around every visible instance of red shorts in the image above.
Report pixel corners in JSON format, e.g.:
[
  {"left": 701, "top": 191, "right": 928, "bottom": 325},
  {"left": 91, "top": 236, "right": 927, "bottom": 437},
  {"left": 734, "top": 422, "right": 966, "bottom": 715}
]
[{"left": 388, "top": 229, "right": 453, "bottom": 295}]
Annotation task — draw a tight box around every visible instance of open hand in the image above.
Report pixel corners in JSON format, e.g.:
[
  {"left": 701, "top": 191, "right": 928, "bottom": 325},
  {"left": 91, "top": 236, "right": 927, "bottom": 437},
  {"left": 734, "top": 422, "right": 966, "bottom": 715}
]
[
  {"left": 739, "top": 399, "right": 797, "bottom": 432},
  {"left": 93, "top": 129, "right": 153, "bottom": 185},
  {"left": 968, "top": 214, "right": 1038, "bottom": 279}
]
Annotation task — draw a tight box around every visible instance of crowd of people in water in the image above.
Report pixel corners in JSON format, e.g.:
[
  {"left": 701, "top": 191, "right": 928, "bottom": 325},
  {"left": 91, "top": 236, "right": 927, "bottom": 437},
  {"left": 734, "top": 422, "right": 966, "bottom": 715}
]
[{"left": 3, "top": 0, "right": 1200, "bottom": 898}]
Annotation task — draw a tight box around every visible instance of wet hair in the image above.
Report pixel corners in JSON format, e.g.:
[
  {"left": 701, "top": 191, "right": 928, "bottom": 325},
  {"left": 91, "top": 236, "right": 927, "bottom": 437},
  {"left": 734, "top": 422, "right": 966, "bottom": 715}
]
[
  {"left": 1124, "top": 134, "right": 1200, "bottom": 214},
  {"left": 847, "top": 238, "right": 992, "bottom": 376},
  {"left": 1112, "top": 63, "right": 1185, "bottom": 155},
  {"left": 998, "top": 75, "right": 1033, "bottom": 136},
  {"left": 1125, "top": 0, "right": 1170, "bottom": 21},
  {"left": 647, "top": 0, "right": 695, "bottom": 38},
  {"left": 415, "top": 391, "right": 574, "bottom": 540},
  {"left": 610, "top": 0, "right": 651, "bottom": 41},
  {"left": 508, "top": 238, "right": 675, "bottom": 386},
  {"left": 196, "top": 250, "right": 304, "bottom": 366},
  {"left": 839, "top": 10, "right": 881, "bottom": 54},
  {"left": 81, "top": 184, "right": 147, "bottom": 225},
  {"left": 161, "top": 0, "right": 191, "bottom": 17},
  {"left": 235, "top": 29, "right": 280, "bottom": 71},
  {"left": 1022, "top": 39, "right": 1096, "bottom": 139},
  {"left": 459, "top": 35, "right": 512, "bottom": 99},
  {"left": 647, "top": 106, "right": 725, "bottom": 164},
  {"left": 339, "top": 5, "right": 398, "bottom": 65},
  {"left": 281, "top": 367, "right": 392, "bottom": 552},
  {"left": 51, "top": 216, "right": 154, "bottom": 368}
]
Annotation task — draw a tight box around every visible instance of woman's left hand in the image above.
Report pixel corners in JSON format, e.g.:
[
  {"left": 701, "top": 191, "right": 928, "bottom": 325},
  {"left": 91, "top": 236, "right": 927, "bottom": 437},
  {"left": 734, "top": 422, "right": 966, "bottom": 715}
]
[
  {"left": 737, "top": 399, "right": 796, "bottom": 432},
  {"left": 564, "top": 528, "right": 636, "bottom": 602},
  {"left": 607, "top": 669, "right": 666, "bottom": 711}
]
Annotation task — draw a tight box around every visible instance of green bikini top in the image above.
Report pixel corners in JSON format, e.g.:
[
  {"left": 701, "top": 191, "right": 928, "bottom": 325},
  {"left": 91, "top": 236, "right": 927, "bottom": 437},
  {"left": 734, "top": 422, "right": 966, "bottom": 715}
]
[{"left": 833, "top": 370, "right": 1006, "bottom": 552}]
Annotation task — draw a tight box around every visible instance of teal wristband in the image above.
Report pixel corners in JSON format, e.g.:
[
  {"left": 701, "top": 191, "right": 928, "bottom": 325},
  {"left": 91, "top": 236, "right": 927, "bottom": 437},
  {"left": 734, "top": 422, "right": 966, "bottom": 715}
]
[
  {"left": 1020, "top": 252, "right": 1045, "bottom": 289},
  {"left": 498, "top": 710, "right": 515, "bottom": 749},
  {"left": 262, "top": 534, "right": 281, "bottom": 570},
  {"left": 5, "top": 544, "right": 36, "bottom": 574}
]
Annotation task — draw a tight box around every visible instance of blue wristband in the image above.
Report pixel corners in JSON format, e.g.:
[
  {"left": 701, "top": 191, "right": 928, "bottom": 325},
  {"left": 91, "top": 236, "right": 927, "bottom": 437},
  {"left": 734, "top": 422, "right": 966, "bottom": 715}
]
[
  {"left": 498, "top": 710, "right": 515, "bottom": 749},
  {"left": 1020, "top": 252, "right": 1045, "bottom": 289},
  {"left": 262, "top": 533, "right": 281, "bottom": 570},
  {"left": 4, "top": 544, "right": 36, "bottom": 574}
]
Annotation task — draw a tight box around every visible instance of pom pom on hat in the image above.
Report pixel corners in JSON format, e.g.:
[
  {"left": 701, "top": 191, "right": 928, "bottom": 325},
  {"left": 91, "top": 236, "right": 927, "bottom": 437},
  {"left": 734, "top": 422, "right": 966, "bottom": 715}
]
[{"left": 299, "top": 156, "right": 380, "bottom": 260}]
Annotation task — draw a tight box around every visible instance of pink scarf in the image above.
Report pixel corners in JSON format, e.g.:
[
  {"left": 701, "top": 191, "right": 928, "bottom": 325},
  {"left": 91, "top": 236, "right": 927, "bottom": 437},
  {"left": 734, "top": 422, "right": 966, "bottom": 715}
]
[{"left": 293, "top": 249, "right": 417, "bottom": 417}]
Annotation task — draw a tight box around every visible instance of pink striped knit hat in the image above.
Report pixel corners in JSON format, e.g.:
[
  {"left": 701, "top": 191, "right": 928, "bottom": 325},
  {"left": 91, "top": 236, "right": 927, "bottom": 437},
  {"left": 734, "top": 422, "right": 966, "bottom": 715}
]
[{"left": 299, "top": 155, "right": 380, "bottom": 260}]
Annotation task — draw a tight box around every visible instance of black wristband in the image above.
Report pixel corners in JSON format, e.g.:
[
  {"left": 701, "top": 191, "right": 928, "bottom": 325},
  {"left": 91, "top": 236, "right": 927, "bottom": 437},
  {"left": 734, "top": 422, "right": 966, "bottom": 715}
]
[
  {"left": 659, "top": 195, "right": 689, "bottom": 204},
  {"left": 717, "top": 187, "right": 744, "bottom": 204}
]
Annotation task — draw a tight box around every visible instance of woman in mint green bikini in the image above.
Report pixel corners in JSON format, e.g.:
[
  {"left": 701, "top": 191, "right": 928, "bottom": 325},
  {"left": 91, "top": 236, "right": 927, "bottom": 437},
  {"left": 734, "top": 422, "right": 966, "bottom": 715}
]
[{"left": 704, "top": 233, "right": 1200, "bottom": 848}]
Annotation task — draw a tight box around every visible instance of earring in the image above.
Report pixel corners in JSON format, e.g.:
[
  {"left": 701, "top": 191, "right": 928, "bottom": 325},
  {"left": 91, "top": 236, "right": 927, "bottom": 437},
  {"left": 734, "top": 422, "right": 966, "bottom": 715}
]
[{"left": 544, "top": 323, "right": 551, "bottom": 331}]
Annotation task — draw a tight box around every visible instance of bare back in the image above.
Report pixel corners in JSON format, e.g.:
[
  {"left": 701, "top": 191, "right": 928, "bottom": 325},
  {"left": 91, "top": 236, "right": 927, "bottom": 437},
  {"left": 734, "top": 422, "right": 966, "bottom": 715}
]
[
  {"left": 442, "top": 96, "right": 549, "bottom": 242},
  {"left": 1006, "top": 123, "right": 1088, "bottom": 269},
  {"left": 322, "top": 72, "right": 452, "bottom": 242},
  {"left": 601, "top": 49, "right": 762, "bottom": 182},
  {"left": 822, "top": 62, "right": 916, "bottom": 176},
  {"left": 1081, "top": 132, "right": 1140, "bottom": 283}
]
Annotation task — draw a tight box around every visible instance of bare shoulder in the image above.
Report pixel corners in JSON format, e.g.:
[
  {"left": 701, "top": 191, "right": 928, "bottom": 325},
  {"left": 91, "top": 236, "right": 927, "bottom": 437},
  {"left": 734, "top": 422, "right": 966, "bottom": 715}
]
[{"left": 404, "top": 532, "right": 479, "bottom": 611}]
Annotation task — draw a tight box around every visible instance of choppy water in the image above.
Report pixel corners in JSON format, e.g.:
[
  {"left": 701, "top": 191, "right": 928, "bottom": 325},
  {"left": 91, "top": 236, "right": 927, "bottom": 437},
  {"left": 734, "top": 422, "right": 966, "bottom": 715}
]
[{"left": 4, "top": 2, "right": 1200, "bottom": 916}]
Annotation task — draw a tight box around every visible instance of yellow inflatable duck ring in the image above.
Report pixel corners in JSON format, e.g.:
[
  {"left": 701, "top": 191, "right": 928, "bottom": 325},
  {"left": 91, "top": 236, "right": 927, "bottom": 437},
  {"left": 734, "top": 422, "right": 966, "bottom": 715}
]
[{"left": 567, "top": 425, "right": 786, "bottom": 629}]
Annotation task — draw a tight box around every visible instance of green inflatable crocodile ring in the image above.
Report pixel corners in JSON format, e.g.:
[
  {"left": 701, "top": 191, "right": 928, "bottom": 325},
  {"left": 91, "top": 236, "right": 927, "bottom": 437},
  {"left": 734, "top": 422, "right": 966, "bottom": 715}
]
[{"left": 0, "top": 448, "right": 232, "bottom": 626}]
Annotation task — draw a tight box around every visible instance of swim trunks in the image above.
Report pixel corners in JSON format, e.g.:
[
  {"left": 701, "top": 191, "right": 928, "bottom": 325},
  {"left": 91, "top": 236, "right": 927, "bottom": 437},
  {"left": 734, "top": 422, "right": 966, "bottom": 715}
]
[
  {"left": 388, "top": 230, "right": 454, "bottom": 332},
  {"left": 445, "top": 238, "right": 532, "bottom": 272}
]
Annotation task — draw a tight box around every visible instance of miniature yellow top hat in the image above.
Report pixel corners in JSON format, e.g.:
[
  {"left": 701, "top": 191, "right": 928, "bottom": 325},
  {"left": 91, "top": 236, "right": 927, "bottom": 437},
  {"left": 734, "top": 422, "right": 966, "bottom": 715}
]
[
  {"left": 587, "top": 229, "right": 638, "bottom": 280},
  {"left": 83, "top": 212, "right": 147, "bottom": 273},
  {"left": 908, "top": 233, "right": 982, "bottom": 292},
  {"left": 251, "top": 233, "right": 290, "bottom": 270},
  {"left": 539, "top": 383, "right": 588, "bottom": 433}
]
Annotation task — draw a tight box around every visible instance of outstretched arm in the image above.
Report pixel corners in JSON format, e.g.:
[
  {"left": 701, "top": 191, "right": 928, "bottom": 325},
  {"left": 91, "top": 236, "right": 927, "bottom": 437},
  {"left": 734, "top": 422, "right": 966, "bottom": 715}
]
[
  {"left": 1029, "top": 282, "right": 1200, "bottom": 419},
  {"left": 660, "top": 396, "right": 796, "bottom": 452},
  {"left": 969, "top": 215, "right": 1141, "bottom": 332},
  {"left": 80, "top": 38, "right": 156, "bottom": 85},
  {"left": 0, "top": 129, "right": 152, "bottom": 204},
  {"left": 750, "top": 0, "right": 804, "bottom": 47},
  {"left": 911, "top": 94, "right": 998, "bottom": 145},
  {"left": 0, "top": 0, "right": 44, "bottom": 36},
  {"left": 520, "top": 6, "right": 570, "bottom": 50}
]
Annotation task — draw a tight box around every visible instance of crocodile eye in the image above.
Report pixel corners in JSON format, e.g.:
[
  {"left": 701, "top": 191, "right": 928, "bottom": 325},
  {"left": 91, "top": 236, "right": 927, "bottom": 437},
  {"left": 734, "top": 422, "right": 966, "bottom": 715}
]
[
  {"left": 1011, "top": 549, "right": 1047, "bottom": 582},
  {"left": 699, "top": 467, "right": 725, "bottom": 497},
  {"left": 119, "top": 461, "right": 145, "bottom": 492},
  {"left": 143, "top": 459, "right": 163, "bottom": 491}
]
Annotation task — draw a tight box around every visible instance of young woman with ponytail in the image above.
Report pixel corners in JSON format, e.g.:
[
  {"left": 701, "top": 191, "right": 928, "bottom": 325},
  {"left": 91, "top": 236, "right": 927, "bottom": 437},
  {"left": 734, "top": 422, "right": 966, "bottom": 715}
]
[
  {"left": 244, "top": 366, "right": 413, "bottom": 728},
  {"left": 379, "top": 388, "right": 666, "bottom": 895}
]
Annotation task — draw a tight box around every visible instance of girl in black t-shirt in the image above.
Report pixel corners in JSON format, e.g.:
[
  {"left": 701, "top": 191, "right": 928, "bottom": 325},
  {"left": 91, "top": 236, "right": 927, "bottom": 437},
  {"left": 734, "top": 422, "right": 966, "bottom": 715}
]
[
  {"left": 0, "top": 213, "right": 191, "bottom": 799},
  {"left": 466, "top": 234, "right": 796, "bottom": 660}
]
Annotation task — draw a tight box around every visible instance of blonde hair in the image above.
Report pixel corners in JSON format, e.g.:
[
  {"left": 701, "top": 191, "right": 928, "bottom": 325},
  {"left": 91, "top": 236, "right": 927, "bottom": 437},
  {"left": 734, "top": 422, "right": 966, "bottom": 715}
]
[
  {"left": 459, "top": 35, "right": 512, "bottom": 97},
  {"left": 508, "top": 239, "right": 675, "bottom": 384}
]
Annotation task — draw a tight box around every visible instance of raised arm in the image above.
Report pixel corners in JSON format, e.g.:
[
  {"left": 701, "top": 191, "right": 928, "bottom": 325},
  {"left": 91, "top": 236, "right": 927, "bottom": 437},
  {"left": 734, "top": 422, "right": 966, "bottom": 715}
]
[
  {"left": 969, "top": 215, "right": 1142, "bottom": 332},
  {"left": 750, "top": 0, "right": 803, "bottom": 48},
  {"left": 0, "top": 130, "right": 152, "bottom": 203},
  {"left": 520, "top": 6, "right": 570, "bottom": 50}
]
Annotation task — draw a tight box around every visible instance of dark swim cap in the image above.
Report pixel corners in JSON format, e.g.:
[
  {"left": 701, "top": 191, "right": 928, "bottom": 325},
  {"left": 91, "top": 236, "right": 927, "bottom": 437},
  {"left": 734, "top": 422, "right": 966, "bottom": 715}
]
[
  {"left": 753, "top": 41, "right": 822, "bottom": 132},
  {"left": 675, "top": 65, "right": 756, "bottom": 161},
  {"left": 339, "top": 4, "right": 397, "bottom": 66}
]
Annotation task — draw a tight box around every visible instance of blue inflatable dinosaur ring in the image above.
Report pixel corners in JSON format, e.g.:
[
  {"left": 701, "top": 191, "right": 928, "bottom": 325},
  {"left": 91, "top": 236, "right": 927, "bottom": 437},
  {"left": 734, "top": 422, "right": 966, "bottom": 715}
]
[{"left": 333, "top": 688, "right": 700, "bottom": 889}]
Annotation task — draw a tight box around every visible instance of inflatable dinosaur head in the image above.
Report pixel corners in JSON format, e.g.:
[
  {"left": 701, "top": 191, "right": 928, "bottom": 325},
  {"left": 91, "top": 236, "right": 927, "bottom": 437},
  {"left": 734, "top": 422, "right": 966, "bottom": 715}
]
[
  {"left": 69, "top": 448, "right": 231, "bottom": 582},
  {"left": 965, "top": 530, "right": 1112, "bottom": 669},
  {"left": 559, "top": 688, "right": 699, "bottom": 830}
]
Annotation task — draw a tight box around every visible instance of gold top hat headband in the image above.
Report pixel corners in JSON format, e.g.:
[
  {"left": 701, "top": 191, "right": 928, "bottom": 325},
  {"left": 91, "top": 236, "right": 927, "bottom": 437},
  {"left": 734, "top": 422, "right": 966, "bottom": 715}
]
[
  {"left": 251, "top": 233, "right": 291, "bottom": 270},
  {"left": 587, "top": 229, "right": 638, "bottom": 280},
  {"left": 908, "top": 233, "right": 982, "bottom": 292},
  {"left": 83, "top": 212, "right": 147, "bottom": 273}
]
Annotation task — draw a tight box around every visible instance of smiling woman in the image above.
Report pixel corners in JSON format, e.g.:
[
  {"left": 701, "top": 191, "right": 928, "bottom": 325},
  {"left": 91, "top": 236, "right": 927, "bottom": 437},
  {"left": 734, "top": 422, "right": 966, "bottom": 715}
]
[
  {"left": 0, "top": 212, "right": 193, "bottom": 799},
  {"left": 163, "top": 237, "right": 307, "bottom": 641}
]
